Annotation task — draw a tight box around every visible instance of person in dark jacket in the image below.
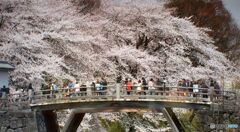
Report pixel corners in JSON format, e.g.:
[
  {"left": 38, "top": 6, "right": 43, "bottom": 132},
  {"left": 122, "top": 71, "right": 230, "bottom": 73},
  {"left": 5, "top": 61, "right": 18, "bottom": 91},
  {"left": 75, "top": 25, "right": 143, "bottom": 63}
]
[
  {"left": 2, "top": 85, "right": 6, "bottom": 93},
  {"left": 1, "top": 86, "right": 8, "bottom": 97},
  {"left": 116, "top": 75, "right": 122, "bottom": 83},
  {"left": 162, "top": 77, "right": 169, "bottom": 96},
  {"left": 91, "top": 81, "right": 96, "bottom": 95},
  {"left": 200, "top": 81, "right": 209, "bottom": 99},
  {"left": 80, "top": 83, "right": 87, "bottom": 96},
  {"left": 28, "top": 83, "right": 34, "bottom": 102},
  {"left": 28, "top": 83, "right": 33, "bottom": 90},
  {"left": 156, "top": 78, "right": 163, "bottom": 95},
  {"left": 142, "top": 77, "right": 148, "bottom": 95},
  {"left": 101, "top": 78, "right": 108, "bottom": 95},
  {"left": 214, "top": 81, "right": 220, "bottom": 95},
  {"left": 41, "top": 83, "right": 48, "bottom": 95},
  {"left": 210, "top": 78, "right": 214, "bottom": 87}
]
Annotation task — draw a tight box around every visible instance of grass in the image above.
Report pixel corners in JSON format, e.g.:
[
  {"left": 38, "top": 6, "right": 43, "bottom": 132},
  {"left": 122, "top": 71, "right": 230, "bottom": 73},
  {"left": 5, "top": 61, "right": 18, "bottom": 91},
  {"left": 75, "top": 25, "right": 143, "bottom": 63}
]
[
  {"left": 99, "top": 117, "right": 125, "bottom": 132},
  {"left": 178, "top": 110, "right": 200, "bottom": 132},
  {"left": 128, "top": 113, "right": 168, "bottom": 129},
  {"left": 158, "top": 120, "right": 168, "bottom": 128}
]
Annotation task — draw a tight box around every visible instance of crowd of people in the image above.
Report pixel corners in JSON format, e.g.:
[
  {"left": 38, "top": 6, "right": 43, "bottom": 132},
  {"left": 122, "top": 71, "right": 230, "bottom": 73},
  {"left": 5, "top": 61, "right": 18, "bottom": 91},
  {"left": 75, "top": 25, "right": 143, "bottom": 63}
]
[
  {"left": 38, "top": 76, "right": 222, "bottom": 99},
  {"left": 39, "top": 76, "right": 221, "bottom": 99},
  {"left": 38, "top": 76, "right": 166, "bottom": 98},
  {"left": 177, "top": 78, "right": 221, "bottom": 97},
  {"left": 1, "top": 76, "right": 222, "bottom": 100},
  {"left": 122, "top": 77, "right": 166, "bottom": 95},
  {"left": 40, "top": 77, "right": 109, "bottom": 97},
  {"left": 119, "top": 77, "right": 221, "bottom": 98}
]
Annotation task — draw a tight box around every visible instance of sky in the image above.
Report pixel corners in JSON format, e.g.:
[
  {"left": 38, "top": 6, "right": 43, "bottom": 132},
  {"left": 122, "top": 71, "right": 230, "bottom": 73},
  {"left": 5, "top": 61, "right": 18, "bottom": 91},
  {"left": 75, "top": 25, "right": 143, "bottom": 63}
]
[{"left": 222, "top": 0, "right": 240, "bottom": 27}]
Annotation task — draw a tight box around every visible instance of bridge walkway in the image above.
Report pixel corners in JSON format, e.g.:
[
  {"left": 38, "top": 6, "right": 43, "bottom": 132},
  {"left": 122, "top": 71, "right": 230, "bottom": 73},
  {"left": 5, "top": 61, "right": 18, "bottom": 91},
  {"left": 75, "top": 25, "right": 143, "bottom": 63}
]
[{"left": 0, "top": 84, "right": 238, "bottom": 132}]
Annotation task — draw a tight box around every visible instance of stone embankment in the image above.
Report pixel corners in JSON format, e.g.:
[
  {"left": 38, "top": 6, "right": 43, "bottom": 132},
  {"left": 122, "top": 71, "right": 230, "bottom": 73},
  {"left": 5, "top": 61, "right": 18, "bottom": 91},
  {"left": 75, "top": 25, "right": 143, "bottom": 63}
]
[{"left": 0, "top": 110, "right": 37, "bottom": 132}]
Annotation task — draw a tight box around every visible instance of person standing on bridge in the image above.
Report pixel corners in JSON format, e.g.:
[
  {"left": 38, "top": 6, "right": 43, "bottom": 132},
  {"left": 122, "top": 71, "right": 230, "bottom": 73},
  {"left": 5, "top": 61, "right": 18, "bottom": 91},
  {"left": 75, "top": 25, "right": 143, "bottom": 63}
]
[
  {"left": 162, "top": 77, "right": 168, "bottom": 96},
  {"left": 148, "top": 78, "right": 155, "bottom": 95},
  {"left": 156, "top": 78, "right": 163, "bottom": 95},
  {"left": 80, "top": 82, "right": 87, "bottom": 96},
  {"left": 213, "top": 81, "right": 220, "bottom": 99},
  {"left": 28, "top": 83, "right": 33, "bottom": 102},
  {"left": 177, "top": 80, "right": 183, "bottom": 96},
  {"left": 200, "top": 81, "right": 209, "bottom": 100},
  {"left": 74, "top": 82, "right": 80, "bottom": 96},
  {"left": 67, "top": 81, "right": 74, "bottom": 97},
  {"left": 188, "top": 81, "right": 193, "bottom": 97},
  {"left": 132, "top": 80, "right": 137, "bottom": 94},
  {"left": 101, "top": 78, "right": 108, "bottom": 95},
  {"left": 193, "top": 81, "right": 199, "bottom": 97},
  {"left": 124, "top": 78, "right": 128, "bottom": 94},
  {"left": 91, "top": 81, "right": 96, "bottom": 95},
  {"left": 96, "top": 79, "right": 101, "bottom": 96},
  {"left": 115, "top": 75, "right": 122, "bottom": 99},
  {"left": 142, "top": 77, "right": 148, "bottom": 95},
  {"left": 127, "top": 79, "right": 133, "bottom": 95},
  {"left": 51, "top": 82, "right": 59, "bottom": 98},
  {"left": 136, "top": 80, "right": 142, "bottom": 95}
]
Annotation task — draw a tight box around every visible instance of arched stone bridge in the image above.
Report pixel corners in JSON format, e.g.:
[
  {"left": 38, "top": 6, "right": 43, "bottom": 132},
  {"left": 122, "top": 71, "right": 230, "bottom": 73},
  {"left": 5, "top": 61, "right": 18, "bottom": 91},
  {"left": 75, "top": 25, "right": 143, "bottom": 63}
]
[{"left": 1, "top": 83, "right": 238, "bottom": 132}]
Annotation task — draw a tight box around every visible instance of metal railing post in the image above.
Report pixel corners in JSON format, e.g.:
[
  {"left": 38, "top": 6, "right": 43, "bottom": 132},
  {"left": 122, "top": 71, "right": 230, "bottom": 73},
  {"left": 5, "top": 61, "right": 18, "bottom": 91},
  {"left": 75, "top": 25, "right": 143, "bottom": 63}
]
[{"left": 116, "top": 83, "right": 121, "bottom": 99}]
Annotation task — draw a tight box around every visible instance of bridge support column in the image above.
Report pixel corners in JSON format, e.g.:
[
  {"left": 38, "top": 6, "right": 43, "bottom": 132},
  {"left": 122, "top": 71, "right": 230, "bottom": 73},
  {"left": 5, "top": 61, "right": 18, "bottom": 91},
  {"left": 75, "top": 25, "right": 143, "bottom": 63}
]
[
  {"left": 62, "top": 110, "right": 85, "bottom": 132},
  {"left": 42, "top": 110, "right": 60, "bottom": 132},
  {"left": 34, "top": 110, "right": 46, "bottom": 132},
  {"left": 161, "top": 108, "right": 184, "bottom": 132}
]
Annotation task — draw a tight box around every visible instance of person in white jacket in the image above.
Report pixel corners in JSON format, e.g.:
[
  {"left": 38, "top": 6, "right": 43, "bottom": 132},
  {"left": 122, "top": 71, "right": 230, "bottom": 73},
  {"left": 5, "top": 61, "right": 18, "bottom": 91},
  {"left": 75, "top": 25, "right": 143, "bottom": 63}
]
[
  {"left": 148, "top": 78, "right": 155, "bottom": 95},
  {"left": 74, "top": 82, "right": 80, "bottom": 96},
  {"left": 136, "top": 80, "right": 142, "bottom": 95},
  {"left": 86, "top": 81, "right": 92, "bottom": 96}
]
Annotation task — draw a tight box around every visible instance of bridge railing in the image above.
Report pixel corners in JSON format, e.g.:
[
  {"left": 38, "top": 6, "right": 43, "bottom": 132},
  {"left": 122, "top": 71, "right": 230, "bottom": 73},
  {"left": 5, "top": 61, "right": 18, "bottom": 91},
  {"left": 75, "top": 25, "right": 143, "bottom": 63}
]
[
  {"left": 29, "top": 84, "right": 236, "bottom": 104},
  {"left": 0, "top": 84, "right": 237, "bottom": 110},
  {"left": 32, "top": 85, "right": 117, "bottom": 103}
]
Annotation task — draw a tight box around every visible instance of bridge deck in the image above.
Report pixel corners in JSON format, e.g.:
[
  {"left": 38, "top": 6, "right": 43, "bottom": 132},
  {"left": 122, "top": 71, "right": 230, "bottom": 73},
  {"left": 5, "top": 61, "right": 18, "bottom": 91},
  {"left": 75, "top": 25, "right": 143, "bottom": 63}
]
[{"left": 30, "top": 98, "right": 211, "bottom": 112}]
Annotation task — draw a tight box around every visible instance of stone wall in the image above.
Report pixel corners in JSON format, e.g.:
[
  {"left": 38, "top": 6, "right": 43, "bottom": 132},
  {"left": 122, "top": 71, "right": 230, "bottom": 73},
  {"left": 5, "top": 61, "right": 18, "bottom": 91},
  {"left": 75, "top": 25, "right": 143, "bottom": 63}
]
[{"left": 0, "top": 110, "right": 37, "bottom": 132}]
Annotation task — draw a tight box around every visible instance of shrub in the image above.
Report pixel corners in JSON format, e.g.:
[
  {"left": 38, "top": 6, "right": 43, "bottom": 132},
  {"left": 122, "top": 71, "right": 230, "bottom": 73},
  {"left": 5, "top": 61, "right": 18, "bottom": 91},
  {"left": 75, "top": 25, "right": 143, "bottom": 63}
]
[{"left": 99, "top": 117, "right": 125, "bottom": 132}]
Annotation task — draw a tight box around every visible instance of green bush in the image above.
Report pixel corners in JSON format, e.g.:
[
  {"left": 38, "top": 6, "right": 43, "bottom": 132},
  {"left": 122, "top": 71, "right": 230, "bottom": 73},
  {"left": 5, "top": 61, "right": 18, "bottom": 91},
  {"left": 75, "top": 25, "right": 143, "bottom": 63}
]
[
  {"left": 108, "top": 121, "right": 125, "bottom": 132},
  {"left": 99, "top": 117, "right": 125, "bottom": 132},
  {"left": 178, "top": 110, "right": 200, "bottom": 132}
]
